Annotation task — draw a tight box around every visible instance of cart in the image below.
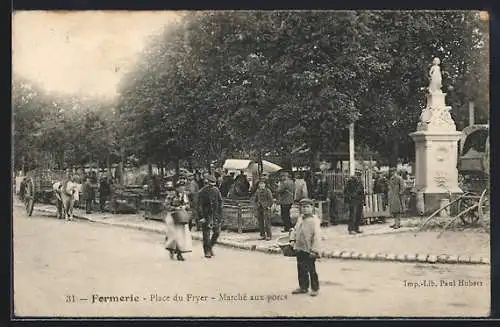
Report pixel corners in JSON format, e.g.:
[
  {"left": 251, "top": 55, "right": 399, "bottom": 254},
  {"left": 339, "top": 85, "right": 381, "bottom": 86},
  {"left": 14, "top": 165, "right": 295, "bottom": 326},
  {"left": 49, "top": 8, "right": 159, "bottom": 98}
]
[
  {"left": 19, "top": 169, "right": 66, "bottom": 216},
  {"left": 455, "top": 124, "right": 490, "bottom": 224},
  {"left": 420, "top": 124, "right": 489, "bottom": 234}
]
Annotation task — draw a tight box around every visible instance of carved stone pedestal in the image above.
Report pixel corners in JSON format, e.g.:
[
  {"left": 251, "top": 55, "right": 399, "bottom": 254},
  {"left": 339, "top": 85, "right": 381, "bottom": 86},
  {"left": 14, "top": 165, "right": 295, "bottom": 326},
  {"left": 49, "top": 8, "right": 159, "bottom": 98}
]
[{"left": 409, "top": 131, "right": 463, "bottom": 214}]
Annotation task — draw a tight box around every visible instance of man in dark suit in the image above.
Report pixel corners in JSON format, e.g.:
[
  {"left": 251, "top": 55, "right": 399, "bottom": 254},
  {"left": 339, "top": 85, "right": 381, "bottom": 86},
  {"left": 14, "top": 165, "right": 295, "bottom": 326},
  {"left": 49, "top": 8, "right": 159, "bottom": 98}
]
[
  {"left": 277, "top": 171, "right": 295, "bottom": 232},
  {"left": 197, "top": 175, "right": 223, "bottom": 258},
  {"left": 344, "top": 170, "right": 365, "bottom": 235}
]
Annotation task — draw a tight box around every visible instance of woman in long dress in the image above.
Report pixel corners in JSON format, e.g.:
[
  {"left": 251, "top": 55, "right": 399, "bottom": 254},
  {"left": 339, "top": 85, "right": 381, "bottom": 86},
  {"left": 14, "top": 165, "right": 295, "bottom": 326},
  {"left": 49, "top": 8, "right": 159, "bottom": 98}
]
[
  {"left": 388, "top": 168, "right": 405, "bottom": 229},
  {"left": 164, "top": 180, "right": 193, "bottom": 261}
]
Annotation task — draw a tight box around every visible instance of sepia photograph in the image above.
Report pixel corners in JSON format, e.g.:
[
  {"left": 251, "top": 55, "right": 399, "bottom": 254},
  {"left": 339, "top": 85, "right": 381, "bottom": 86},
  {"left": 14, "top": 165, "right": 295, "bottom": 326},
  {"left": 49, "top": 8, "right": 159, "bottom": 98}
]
[{"left": 12, "top": 10, "right": 490, "bottom": 318}]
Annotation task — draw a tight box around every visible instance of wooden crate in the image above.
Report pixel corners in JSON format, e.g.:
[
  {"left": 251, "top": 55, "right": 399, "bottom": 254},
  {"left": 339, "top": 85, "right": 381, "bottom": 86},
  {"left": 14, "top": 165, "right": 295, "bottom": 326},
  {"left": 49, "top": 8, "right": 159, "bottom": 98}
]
[
  {"left": 143, "top": 199, "right": 165, "bottom": 221},
  {"left": 222, "top": 200, "right": 259, "bottom": 233}
]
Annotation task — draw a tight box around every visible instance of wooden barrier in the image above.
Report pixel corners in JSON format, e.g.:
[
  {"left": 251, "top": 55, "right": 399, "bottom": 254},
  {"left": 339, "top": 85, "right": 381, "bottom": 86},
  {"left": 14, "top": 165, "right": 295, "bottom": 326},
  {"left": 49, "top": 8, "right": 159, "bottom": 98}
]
[
  {"left": 362, "top": 193, "right": 390, "bottom": 224},
  {"left": 142, "top": 199, "right": 165, "bottom": 221},
  {"left": 222, "top": 199, "right": 259, "bottom": 233}
]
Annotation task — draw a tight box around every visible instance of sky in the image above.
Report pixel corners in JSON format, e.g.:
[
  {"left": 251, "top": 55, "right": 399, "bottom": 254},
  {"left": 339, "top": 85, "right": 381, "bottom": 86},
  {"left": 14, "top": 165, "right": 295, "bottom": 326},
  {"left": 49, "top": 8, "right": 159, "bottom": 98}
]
[{"left": 12, "top": 11, "right": 182, "bottom": 99}]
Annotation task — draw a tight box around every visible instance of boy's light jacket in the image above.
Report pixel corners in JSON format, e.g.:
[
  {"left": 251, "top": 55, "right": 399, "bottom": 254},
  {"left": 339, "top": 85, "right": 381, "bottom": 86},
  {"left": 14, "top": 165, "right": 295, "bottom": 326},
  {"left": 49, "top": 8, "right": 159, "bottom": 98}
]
[{"left": 289, "top": 214, "right": 321, "bottom": 254}]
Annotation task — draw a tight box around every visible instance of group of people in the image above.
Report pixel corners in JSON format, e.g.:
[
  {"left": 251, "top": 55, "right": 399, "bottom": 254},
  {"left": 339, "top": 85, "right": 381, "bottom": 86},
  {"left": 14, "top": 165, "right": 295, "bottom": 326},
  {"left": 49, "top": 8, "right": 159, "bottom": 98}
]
[
  {"left": 51, "top": 172, "right": 114, "bottom": 220},
  {"left": 81, "top": 175, "right": 112, "bottom": 214},
  {"left": 162, "top": 170, "right": 323, "bottom": 297},
  {"left": 163, "top": 173, "right": 224, "bottom": 261}
]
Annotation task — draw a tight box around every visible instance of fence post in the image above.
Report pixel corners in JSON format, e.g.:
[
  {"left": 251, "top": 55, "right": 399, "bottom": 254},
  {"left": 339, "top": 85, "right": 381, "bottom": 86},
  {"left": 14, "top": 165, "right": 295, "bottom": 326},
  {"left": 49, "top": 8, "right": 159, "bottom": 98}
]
[{"left": 349, "top": 122, "right": 355, "bottom": 176}]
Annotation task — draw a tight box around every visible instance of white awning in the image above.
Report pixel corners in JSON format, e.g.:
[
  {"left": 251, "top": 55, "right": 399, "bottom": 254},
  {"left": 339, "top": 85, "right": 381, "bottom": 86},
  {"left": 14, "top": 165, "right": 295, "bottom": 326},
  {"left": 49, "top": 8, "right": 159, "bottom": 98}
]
[
  {"left": 223, "top": 159, "right": 253, "bottom": 171},
  {"left": 222, "top": 159, "right": 282, "bottom": 173},
  {"left": 262, "top": 160, "right": 283, "bottom": 173}
]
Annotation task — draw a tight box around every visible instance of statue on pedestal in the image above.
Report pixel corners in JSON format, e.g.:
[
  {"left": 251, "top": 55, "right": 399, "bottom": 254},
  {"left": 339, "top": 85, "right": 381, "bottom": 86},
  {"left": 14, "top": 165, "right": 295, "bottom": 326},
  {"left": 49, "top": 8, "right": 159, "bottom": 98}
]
[
  {"left": 429, "top": 57, "right": 442, "bottom": 93},
  {"left": 417, "top": 57, "right": 456, "bottom": 132}
]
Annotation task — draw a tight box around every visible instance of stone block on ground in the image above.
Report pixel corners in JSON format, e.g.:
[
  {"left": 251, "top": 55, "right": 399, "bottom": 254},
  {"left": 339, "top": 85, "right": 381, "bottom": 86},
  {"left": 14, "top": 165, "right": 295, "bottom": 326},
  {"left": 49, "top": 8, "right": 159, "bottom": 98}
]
[
  {"left": 437, "top": 255, "right": 449, "bottom": 263},
  {"left": 405, "top": 254, "right": 417, "bottom": 262},
  {"left": 340, "top": 251, "right": 352, "bottom": 259},
  {"left": 416, "top": 254, "right": 429, "bottom": 262},
  {"left": 427, "top": 255, "right": 438, "bottom": 263},
  {"left": 331, "top": 250, "right": 342, "bottom": 258},
  {"left": 458, "top": 255, "right": 471, "bottom": 264},
  {"left": 395, "top": 254, "right": 406, "bottom": 262},
  {"left": 386, "top": 253, "right": 396, "bottom": 261}
]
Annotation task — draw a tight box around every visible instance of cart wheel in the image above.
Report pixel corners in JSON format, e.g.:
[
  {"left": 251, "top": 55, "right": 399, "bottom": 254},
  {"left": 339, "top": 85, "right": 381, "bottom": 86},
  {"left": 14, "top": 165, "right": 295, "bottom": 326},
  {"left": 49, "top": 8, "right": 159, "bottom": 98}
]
[
  {"left": 478, "top": 188, "right": 490, "bottom": 220},
  {"left": 458, "top": 192, "right": 480, "bottom": 225},
  {"left": 24, "top": 178, "right": 35, "bottom": 216}
]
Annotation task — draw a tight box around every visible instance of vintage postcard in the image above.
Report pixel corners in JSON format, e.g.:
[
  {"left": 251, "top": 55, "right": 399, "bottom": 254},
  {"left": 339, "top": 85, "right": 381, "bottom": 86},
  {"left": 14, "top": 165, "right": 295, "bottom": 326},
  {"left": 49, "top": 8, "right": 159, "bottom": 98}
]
[{"left": 12, "top": 10, "right": 490, "bottom": 318}]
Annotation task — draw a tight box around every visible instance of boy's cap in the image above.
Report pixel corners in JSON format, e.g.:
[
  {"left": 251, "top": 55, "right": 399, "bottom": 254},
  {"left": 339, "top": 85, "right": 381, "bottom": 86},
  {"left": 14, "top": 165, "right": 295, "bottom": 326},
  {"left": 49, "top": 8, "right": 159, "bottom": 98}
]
[{"left": 299, "top": 198, "right": 314, "bottom": 206}]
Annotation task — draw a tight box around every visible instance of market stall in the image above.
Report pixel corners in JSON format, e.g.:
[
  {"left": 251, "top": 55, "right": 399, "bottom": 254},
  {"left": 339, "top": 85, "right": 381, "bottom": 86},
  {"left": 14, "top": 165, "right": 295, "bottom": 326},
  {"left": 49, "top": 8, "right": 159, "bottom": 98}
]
[{"left": 221, "top": 159, "right": 282, "bottom": 233}]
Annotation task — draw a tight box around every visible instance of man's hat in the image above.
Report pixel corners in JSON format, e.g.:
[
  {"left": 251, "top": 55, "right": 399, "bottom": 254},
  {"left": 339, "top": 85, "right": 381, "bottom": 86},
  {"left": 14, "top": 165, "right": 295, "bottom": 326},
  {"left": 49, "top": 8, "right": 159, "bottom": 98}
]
[
  {"left": 299, "top": 198, "right": 314, "bottom": 206},
  {"left": 205, "top": 174, "right": 217, "bottom": 183}
]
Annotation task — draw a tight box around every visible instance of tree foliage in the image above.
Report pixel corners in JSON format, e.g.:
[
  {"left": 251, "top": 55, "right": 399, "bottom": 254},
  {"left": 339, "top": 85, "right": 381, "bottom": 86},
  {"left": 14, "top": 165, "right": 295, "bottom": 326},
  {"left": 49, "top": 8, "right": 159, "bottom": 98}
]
[
  {"left": 12, "top": 75, "right": 119, "bottom": 171},
  {"left": 78, "top": 11, "right": 494, "bottom": 169}
]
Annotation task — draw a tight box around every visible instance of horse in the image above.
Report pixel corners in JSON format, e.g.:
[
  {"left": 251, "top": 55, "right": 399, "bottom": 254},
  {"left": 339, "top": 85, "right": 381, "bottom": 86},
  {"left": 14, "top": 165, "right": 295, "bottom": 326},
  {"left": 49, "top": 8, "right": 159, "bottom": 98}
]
[{"left": 53, "top": 180, "right": 79, "bottom": 221}]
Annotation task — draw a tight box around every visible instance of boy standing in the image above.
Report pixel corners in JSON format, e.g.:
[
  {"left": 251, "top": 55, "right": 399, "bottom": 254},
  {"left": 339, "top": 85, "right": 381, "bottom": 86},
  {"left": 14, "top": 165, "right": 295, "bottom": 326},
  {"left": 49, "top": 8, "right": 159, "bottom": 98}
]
[
  {"left": 289, "top": 198, "right": 321, "bottom": 297},
  {"left": 254, "top": 177, "right": 273, "bottom": 241}
]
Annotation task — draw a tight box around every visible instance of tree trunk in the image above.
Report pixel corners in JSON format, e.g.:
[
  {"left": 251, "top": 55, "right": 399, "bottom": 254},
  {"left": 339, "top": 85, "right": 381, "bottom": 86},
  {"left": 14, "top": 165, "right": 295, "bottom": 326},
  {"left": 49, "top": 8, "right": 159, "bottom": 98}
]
[
  {"left": 106, "top": 152, "right": 111, "bottom": 182},
  {"left": 175, "top": 158, "right": 181, "bottom": 176},
  {"left": 389, "top": 141, "right": 399, "bottom": 168},
  {"left": 148, "top": 161, "right": 153, "bottom": 177},
  {"left": 309, "top": 147, "right": 320, "bottom": 192},
  {"left": 119, "top": 146, "right": 124, "bottom": 185}
]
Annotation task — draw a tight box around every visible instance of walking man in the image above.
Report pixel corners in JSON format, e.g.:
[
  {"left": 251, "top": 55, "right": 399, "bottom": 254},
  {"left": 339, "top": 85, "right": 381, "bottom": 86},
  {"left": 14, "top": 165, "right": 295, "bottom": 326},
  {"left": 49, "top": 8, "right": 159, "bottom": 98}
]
[
  {"left": 187, "top": 173, "right": 200, "bottom": 231},
  {"left": 254, "top": 177, "right": 273, "bottom": 240},
  {"left": 344, "top": 170, "right": 365, "bottom": 235},
  {"left": 52, "top": 181, "right": 64, "bottom": 219},
  {"left": 98, "top": 177, "right": 111, "bottom": 213},
  {"left": 82, "top": 176, "right": 93, "bottom": 214},
  {"left": 388, "top": 168, "right": 405, "bottom": 229},
  {"left": 277, "top": 171, "right": 295, "bottom": 232},
  {"left": 197, "top": 174, "right": 223, "bottom": 258}
]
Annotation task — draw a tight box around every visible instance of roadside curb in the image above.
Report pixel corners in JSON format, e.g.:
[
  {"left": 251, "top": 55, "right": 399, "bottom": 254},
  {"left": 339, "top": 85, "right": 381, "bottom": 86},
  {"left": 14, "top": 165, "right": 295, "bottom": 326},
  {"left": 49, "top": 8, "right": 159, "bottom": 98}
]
[{"left": 20, "top": 204, "right": 489, "bottom": 266}]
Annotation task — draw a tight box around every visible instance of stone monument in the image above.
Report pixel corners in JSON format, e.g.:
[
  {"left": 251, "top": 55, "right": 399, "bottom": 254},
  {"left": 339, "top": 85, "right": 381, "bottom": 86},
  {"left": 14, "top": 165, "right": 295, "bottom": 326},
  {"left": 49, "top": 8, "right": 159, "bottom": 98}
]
[{"left": 409, "top": 57, "right": 463, "bottom": 213}]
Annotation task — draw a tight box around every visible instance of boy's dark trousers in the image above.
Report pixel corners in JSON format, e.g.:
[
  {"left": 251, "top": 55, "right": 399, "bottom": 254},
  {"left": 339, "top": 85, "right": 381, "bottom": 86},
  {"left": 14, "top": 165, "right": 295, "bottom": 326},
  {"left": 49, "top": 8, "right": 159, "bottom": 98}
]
[
  {"left": 329, "top": 195, "right": 337, "bottom": 225},
  {"left": 201, "top": 221, "right": 220, "bottom": 255},
  {"left": 85, "top": 197, "right": 93, "bottom": 214},
  {"left": 280, "top": 204, "right": 292, "bottom": 231},
  {"left": 99, "top": 194, "right": 108, "bottom": 212},
  {"left": 348, "top": 200, "right": 363, "bottom": 232},
  {"left": 296, "top": 250, "right": 319, "bottom": 291},
  {"left": 257, "top": 207, "right": 272, "bottom": 238},
  {"left": 56, "top": 197, "right": 64, "bottom": 219}
]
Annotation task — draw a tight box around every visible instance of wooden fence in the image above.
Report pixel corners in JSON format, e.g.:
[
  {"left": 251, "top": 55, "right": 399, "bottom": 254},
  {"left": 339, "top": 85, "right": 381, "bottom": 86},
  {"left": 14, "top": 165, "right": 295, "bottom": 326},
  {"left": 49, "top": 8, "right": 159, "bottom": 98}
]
[{"left": 322, "top": 170, "right": 388, "bottom": 224}]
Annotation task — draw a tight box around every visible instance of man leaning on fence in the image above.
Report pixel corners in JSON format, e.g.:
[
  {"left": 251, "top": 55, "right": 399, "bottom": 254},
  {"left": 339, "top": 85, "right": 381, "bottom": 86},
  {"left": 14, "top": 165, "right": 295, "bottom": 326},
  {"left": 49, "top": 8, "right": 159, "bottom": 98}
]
[{"left": 344, "top": 170, "right": 365, "bottom": 235}]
